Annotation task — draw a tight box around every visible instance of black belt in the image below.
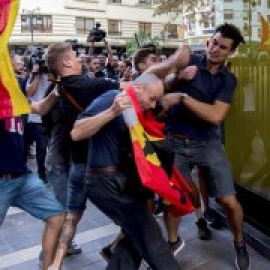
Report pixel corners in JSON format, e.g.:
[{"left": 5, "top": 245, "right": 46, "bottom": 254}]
[
  {"left": 0, "top": 172, "right": 25, "bottom": 180},
  {"left": 87, "top": 167, "right": 119, "bottom": 174},
  {"left": 168, "top": 133, "right": 204, "bottom": 144}
]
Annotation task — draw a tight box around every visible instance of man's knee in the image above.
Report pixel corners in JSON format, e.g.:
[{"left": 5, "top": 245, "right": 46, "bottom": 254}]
[
  {"left": 46, "top": 213, "right": 66, "bottom": 228},
  {"left": 218, "top": 194, "right": 241, "bottom": 211}
]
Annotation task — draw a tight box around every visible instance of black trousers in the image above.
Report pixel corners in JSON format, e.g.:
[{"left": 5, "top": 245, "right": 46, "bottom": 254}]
[{"left": 85, "top": 172, "right": 180, "bottom": 270}]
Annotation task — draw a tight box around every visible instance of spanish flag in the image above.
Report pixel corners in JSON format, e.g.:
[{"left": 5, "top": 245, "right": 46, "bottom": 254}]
[
  {"left": 125, "top": 86, "right": 194, "bottom": 216},
  {"left": 0, "top": 0, "right": 30, "bottom": 119},
  {"left": 260, "top": 15, "right": 270, "bottom": 50}
]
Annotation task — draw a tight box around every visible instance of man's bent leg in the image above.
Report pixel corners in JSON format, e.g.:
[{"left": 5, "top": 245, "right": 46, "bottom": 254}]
[
  {"left": 43, "top": 214, "right": 65, "bottom": 270},
  {"left": 86, "top": 173, "right": 180, "bottom": 270},
  {"left": 51, "top": 212, "right": 83, "bottom": 269},
  {"left": 107, "top": 237, "right": 141, "bottom": 270},
  {"left": 14, "top": 173, "right": 65, "bottom": 269}
]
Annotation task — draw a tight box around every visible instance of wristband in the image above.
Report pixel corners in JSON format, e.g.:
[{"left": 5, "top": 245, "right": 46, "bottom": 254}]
[{"left": 179, "top": 93, "right": 188, "bottom": 104}]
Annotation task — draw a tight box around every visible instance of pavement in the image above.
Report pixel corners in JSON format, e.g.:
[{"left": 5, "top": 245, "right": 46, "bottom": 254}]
[
  {"left": 0, "top": 155, "right": 269, "bottom": 269},
  {"left": 0, "top": 200, "right": 270, "bottom": 270}
]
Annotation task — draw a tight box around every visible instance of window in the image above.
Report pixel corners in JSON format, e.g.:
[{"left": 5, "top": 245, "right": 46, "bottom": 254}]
[
  {"left": 75, "top": 17, "right": 94, "bottom": 34},
  {"left": 108, "top": 0, "right": 121, "bottom": 3},
  {"left": 139, "top": 22, "right": 151, "bottom": 36},
  {"left": 258, "top": 28, "right": 261, "bottom": 38},
  {"left": 268, "top": 0, "right": 270, "bottom": 9},
  {"left": 268, "top": 15, "right": 270, "bottom": 23},
  {"left": 167, "top": 24, "right": 178, "bottom": 39},
  {"left": 108, "top": 20, "right": 121, "bottom": 36},
  {"left": 243, "top": 11, "right": 252, "bottom": 21},
  {"left": 138, "top": 0, "right": 151, "bottom": 4},
  {"left": 223, "top": 9, "right": 234, "bottom": 20},
  {"left": 21, "top": 15, "right": 52, "bottom": 33}
]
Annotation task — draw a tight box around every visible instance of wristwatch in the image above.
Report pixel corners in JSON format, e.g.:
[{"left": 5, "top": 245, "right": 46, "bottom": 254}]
[{"left": 179, "top": 92, "right": 188, "bottom": 104}]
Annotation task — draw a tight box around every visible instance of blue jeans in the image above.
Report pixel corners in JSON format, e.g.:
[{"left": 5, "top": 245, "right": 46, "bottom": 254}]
[
  {"left": 47, "top": 162, "right": 69, "bottom": 208},
  {"left": 67, "top": 163, "right": 87, "bottom": 213},
  {"left": 0, "top": 173, "right": 64, "bottom": 226}
]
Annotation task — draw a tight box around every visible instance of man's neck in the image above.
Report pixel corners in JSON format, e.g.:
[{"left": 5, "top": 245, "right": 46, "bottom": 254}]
[{"left": 207, "top": 61, "right": 224, "bottom": 74}]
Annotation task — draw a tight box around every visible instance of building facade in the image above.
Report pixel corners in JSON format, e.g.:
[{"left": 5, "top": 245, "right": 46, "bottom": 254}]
[{"left": 10, "top": 0, "right": 183, "bottom": 51}]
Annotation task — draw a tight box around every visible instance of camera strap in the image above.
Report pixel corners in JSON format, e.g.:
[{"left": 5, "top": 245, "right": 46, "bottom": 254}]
[{"left": 57, "top": 82, "right": 84, "bottom": 113}]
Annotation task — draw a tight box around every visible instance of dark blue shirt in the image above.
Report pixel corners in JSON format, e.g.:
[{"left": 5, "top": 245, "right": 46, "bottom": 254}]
[
  {"left": 166, "top": 53, "right": 237, "bottom": 140},
  {"left": 77, "top": 90, "right": 130, "bottom": 169},
  {"left": 0, "top": 117, "right": 28, "bottom": 173},
  {"left": 59, "top": 74, "right": 120, "bottom": 164}
]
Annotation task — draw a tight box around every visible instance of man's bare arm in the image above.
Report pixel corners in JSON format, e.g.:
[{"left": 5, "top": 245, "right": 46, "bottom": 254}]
[
  {"left": 147, "top": 45, "right": 191, "bottom": 79},
  {"left": 161, "top": 93, "right": 230, "bottom": 125},
  {"left": 30, "top": 90, "right": 58, "bottom": 115},
  {"left": 71, "top": 93, "right": 132, "bottom": 141}
]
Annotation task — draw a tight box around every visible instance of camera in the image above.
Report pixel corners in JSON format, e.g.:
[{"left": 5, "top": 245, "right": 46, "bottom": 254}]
[
  {"left": 30, "top": 47, "right": 48, "bottom": 73},
  {"left": 87, "top": 23, "right": 106, "bottom": 43},
  {"left": 66, "top": 39, "right": 84, "bottom": 56}
]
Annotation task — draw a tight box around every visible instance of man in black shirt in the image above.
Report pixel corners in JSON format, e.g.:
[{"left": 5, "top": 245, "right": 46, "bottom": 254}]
[{"left": 44, "top": 42, "right": 120, "bottom": 265}]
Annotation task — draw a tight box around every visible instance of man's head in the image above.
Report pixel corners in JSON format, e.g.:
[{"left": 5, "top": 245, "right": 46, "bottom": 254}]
[
  {"left": 111, "top": 55, "right": 119, "bottom": 69},
  {"left": 132, "top": 72, "right": 164, "bottom": 111},
  {"left": 118, "top": 61, "right": 127, "bottom": 74},
  {"left": 133, "top": 48, "right": 157, "bottom": 74},
  {"left": 11, "top": 54, "right": 24, "bottom": 74},
  {"left": 206, "top": 23, "right": 245, "bottom": 65},
  {"left": 85, "top": 56, "right": 101, "bottom": 73},
  {"left": 98, "top": 54, "right": 106, "bottom": 67},
  {"left": 45, "top": 42, "right": 82, "bottom": 78}
]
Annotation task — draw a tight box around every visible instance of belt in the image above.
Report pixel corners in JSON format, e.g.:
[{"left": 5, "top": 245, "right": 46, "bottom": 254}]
[
  {"left": 0, "top": 172, "right": 25, "bottom": 180},
  {"left": 87, "top": 167, "right": 119, "bottom": 174},
  {"left": 168, "top": 133, "right": 202, "bottom": 144}
]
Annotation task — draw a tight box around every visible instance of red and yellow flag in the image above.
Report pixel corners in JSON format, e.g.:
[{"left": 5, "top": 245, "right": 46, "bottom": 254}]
[
  {"left": 0, "top": 0, "right": 30, "bottom": 119},
  {"left": 126, "top": 86, "right": 194, "bottom": 217},
  {"left": 260, "top": 15, "right": 270, "bottom": 50}
]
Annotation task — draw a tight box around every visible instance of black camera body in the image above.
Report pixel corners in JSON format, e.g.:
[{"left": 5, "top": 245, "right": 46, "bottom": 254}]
[
  {"left": 30, "top": 47, "right": 48, "bottom": 73},
  {"left": 87, "top": 23, "right": 106, "bottom": 42},
  {"left": 66, "top": 39, "right": 84, "bottom": 56}
]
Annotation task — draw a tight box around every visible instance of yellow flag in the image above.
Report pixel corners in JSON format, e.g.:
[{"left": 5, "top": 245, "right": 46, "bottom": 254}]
[
  {"left": 0, "top": 0, "right": 30, "bottom": 119},
  {"left": 260, "top": 15, "right": 270, "bottom": 50}
]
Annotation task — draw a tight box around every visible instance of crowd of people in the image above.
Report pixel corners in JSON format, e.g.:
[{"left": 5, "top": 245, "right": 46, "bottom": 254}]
[{"left": 0, "top": 23, "right": 250, "bottom": 270}]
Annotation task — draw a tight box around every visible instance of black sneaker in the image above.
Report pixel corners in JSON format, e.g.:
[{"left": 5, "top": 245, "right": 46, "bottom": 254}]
[
  {"left": 196, "top": 218, "right": 212, "bottom": 240},
  {"left": 39, "top": 250, "right": 44, "bottom": 262},
  {"left": 66, "top": 241, "right": 82, "bottom": 256},
  {"left": 168, "top": 236, "right": 185, "bottom": 256},
  {"left": 235, "top": 242, "right": 250, "bottom": 270},
  {"left": 100, "top": 244, "right": 114, "bottom": 261},
  {"left": 204, "top": 209, "right": 224, "bottom": 230}
]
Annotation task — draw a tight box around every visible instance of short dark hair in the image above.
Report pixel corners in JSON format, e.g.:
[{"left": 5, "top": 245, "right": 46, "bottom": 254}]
[
  {"left": 214, "top": 23, "right": 245, "bottom": 51},
  {"left": 133, "top": 47, "right": 156, "bottom": 72},
  {"left": 46, "top": 42, "right": 72, "bottom": 78}
]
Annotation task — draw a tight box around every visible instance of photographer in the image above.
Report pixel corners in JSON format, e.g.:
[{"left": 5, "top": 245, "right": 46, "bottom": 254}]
[
  {"left": 88, "top": 23, "right": 119, "bottom": 80},
  {"left": 25, "top": 55, "right": 51, "bottom": 184}
]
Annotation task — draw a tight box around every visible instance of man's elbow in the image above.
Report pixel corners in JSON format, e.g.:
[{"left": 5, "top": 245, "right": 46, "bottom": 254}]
[{"left": 70, "top": 128, "right": 82, "bottom": 141}]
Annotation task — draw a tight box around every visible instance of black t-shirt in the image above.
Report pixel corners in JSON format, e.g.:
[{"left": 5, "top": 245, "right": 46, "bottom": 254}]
[
  {"left": 77, "top": 90, "right": 130, "bottom": 169},
  {"left": 106, "top": 63, "right": 119, "bottom": 81},
  {"left": 59, "top": 74, "right": 120, "bottom": 164},
  {"left": 0, "top": 117, "right": 28, "bottom": 173},
  {"left": 166, "top": 54, "right": 237, "bottom": 140}
]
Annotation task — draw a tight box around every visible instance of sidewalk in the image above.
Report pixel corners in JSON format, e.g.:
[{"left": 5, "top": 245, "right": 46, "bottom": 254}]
[{"left": 0, "top": 200, "right": 269, "bottom": 269}]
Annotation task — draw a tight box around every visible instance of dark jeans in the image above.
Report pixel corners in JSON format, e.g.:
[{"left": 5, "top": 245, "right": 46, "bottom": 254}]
[
  {"left": 25, "top": 123, "right": 48, "bottom": 180},
  {"left": 85, "top": 173, "right": 180, "bottom": 270}
]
